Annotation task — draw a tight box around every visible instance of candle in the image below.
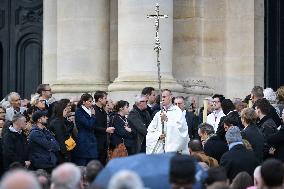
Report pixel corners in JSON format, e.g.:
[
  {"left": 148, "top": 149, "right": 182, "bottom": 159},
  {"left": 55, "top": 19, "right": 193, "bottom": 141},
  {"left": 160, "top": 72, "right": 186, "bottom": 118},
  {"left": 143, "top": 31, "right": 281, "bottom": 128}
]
[
  {"left": 248, "top": 100, "right": 253, "bottom": 108},
  {"left": 203, "top": 99, "right": 208, "bottom": 123}
]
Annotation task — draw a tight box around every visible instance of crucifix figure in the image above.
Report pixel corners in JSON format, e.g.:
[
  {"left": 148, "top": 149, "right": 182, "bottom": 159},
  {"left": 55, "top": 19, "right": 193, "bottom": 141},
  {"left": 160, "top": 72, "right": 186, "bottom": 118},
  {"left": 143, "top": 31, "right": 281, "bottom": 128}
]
[{"left": 147, "top": 3, "right": 168, "bottom": 153}]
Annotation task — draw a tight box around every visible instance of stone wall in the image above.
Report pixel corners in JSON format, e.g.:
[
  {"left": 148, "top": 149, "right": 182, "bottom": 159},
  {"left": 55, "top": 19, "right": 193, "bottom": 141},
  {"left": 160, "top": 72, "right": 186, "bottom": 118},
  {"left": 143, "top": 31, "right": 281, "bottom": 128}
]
[{"left": 173, "top": 0, "right": 264, "bottom": 99}]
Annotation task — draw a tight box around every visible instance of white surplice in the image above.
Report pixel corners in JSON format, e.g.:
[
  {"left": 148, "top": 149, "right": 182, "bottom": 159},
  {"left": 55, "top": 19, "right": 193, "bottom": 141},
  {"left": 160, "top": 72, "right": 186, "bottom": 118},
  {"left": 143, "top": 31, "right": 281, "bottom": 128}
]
[{"left": 146, "top": 105, "right": 190, "bottom": 154}]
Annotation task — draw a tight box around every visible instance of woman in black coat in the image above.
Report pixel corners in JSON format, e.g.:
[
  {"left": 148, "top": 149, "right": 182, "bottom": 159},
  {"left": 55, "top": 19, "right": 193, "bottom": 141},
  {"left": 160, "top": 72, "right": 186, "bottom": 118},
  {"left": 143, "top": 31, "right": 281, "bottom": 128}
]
[
  {"left": 72, "top": 93, "right": 97, "bottom": 166},
  {"left": 49, "top": 99, "right": 75, "bottom": 163},
  {"left": 110, "top": 100, "right": 136, "bottom": 155}
]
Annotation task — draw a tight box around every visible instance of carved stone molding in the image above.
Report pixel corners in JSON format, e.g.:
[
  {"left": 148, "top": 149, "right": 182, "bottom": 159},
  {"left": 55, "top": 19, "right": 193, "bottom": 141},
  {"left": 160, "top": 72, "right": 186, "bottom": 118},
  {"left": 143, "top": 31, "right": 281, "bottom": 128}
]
[
  {"left": 15, "top": 6, "right": 42, "bottom": 25},
  {"left": 177, "top": 79, "right": 214, "bottom": 95}
]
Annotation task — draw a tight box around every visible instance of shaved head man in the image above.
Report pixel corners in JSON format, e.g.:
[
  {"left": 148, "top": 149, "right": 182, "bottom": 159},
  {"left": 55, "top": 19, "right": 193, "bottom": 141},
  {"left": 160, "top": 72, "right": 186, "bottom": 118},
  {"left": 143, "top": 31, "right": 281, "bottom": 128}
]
[{"left": 0, "top": 169, "right": 41, "bottom": 189}]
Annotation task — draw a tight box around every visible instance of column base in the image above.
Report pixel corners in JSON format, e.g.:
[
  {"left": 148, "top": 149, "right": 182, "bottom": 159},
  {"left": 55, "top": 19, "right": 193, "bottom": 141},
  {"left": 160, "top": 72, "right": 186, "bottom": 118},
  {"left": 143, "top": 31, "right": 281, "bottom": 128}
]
[
  {"left": 51, "top": 82, "right": 109, "bottom": 93},
  {"left": 178, "top": 80, "right": 214, "bottom": 95},
  {"left": 108, "top": 75, "right": 184, "bottom": 92}
]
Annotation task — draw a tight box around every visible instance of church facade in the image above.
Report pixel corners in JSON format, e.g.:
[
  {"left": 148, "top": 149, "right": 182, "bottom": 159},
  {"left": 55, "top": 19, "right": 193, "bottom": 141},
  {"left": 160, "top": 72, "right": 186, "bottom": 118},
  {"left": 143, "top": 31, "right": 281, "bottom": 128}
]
[{"left": 1, "top": 0, "right": 283, "bottom": 102}]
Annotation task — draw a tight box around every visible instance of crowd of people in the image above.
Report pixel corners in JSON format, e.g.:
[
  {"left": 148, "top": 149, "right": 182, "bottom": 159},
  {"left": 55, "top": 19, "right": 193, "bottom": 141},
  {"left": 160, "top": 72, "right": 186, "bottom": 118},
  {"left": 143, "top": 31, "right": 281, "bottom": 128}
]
[{"left": 0, "top": 84, "right": 283, "bottom": 189}]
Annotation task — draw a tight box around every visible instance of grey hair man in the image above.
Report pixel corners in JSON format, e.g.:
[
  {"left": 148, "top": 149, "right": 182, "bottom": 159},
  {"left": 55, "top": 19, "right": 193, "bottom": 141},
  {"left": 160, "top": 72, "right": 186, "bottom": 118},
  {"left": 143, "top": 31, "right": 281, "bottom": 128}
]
[
  {"left": 220, "top": 126, "right": 259, "bottom": 182},
  {"left": 2, "top": 114, "right": 30, "bottom": 170},
  {"left": 108, "top": 170, "right": 144, "bottom": 189},
  {"left": 0, "top": 169, "right": 41, "bottom": 189},
  {"left": 251, "top": 86, "right": 264, "bottom": 103},
  {"left": 5, "top": 92, "right": 27, "bottom": 121},
  {"left": 128, "top": 94, "right": 151, "bottom": 153},
  {"left": 175, "top": 96, "right": 199, "bottom": 140},
  {"left": 198, "top": 123, "right": 215, "bottom": 145},
  {"left": 50, "top": 163, "right": 81, "bottom": 189},
  {"left": 174, "top": 96, "right": 185, "bottom": 112}
]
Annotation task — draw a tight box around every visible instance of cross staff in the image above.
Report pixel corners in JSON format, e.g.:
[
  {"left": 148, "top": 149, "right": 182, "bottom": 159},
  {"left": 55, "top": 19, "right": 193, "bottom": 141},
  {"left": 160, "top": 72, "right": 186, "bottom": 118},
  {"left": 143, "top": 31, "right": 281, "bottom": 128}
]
[{"left": 147, "top": 3, "right": 168, "bottom": 153}]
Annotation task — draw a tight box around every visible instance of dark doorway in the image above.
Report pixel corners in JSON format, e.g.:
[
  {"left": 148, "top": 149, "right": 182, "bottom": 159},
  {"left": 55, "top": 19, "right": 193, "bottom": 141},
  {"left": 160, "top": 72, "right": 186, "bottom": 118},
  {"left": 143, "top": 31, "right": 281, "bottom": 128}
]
[
  {"left": 0, "top": 0, "right": 42, "bottom": 99},
  {"left": 265, "top": 0, "right": 284, "bottom": 90},
  {"left": 0, "top": 43, "right": 3, "bottom": 99}
]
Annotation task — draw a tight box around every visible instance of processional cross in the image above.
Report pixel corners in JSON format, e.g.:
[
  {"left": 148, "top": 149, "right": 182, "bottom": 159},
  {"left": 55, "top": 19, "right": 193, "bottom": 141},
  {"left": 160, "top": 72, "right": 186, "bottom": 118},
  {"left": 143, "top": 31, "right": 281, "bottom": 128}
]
[{"left": 147, "top": 3, "right": 168, "bottom": 153}]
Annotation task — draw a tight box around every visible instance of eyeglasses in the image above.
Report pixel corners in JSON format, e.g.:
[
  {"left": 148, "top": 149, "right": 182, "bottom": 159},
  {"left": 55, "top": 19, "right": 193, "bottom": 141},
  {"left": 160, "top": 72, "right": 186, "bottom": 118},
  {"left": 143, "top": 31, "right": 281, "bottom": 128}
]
[
  {"left": 140, "top": 100, "right": 148, "bottom": 103},
  {"left": 174, "top": 102, "right": 183, "bottom": 105},
  {"left": 39, "top": 100, "right": 46, "bottom": 103},
  {"left": 0, "top": 111, "right": 5, "bottom": 114},
  {"left": 212, "top": 101, "right": 220, "bottom": 103},
  {"left": 43, "top": 89, "right": 51, "bottom": 92}
]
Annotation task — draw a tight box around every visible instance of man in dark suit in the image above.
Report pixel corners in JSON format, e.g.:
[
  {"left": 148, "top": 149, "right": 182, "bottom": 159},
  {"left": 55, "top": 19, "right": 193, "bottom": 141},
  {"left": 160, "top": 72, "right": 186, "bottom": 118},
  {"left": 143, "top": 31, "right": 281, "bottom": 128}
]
[
  {"left": 220, "top": 126, "right": 259, "bottom": 182},
  {"left": 93, "top": 91, "right": 115, "bottom": 165},
  {"left": 267, "top": 124, "right": 284, "bottom": 162},
  {"left": 141, "top": 87, "right": 156, "bottom": 118},
  {"left": 198, "top": 123, "right": 228, "bottom": 163},
  {"left": 240, "top": 108, "right": 264, "bottom": 163},
  {"left": 128, "top": 95, "right": 151, "bottom": 153},
  {"left": 2, "top": 114, "right": 30, "bottom": 170},
  {"left": 251, "top": 86, "right": 282, "bottom": 127}
]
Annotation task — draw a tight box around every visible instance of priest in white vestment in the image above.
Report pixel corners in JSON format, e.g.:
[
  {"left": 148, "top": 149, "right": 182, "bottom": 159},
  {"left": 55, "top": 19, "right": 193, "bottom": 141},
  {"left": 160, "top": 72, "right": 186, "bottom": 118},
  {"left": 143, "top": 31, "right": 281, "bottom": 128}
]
[{"left": 146, "top": 89, "right": 190, "bottom": 154}]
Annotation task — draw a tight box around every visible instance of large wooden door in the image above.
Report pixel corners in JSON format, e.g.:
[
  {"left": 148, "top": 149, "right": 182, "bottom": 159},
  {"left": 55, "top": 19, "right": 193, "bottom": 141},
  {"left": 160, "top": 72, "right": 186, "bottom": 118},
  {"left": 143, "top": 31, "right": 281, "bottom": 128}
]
[
  {"left": 265, "top": 0, "right": 284, "bottom": 90},
  {"left": 0, "top": 0, "right": 42, "bottom": 99}
]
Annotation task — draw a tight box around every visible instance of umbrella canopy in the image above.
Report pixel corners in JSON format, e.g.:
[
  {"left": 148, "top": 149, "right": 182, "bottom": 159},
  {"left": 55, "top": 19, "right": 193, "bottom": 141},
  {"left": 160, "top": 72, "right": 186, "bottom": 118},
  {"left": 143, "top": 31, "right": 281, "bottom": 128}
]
[{"left": 94, "top": 153, "right": 206, "bottom": 189}]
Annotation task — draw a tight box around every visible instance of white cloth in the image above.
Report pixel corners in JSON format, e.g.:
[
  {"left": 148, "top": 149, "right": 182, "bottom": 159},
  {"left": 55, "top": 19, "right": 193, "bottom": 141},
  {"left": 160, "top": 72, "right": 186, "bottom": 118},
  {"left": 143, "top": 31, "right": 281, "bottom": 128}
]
[
  {"left": 206, "top": 110, "right": 225, "bottom": 132},
  {"left": 5, "top": 107, "right": 27, "bottom": 121},
  {"left": 81, "top": 105, "right": 92, "bottom": 117},
  {"left": 146, "top": 105, "right": 190, "bottom": 154}
]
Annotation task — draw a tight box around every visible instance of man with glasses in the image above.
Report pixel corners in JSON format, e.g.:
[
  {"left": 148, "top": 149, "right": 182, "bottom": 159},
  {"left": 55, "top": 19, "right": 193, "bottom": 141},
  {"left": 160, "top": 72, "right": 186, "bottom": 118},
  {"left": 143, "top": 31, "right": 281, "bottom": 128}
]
[
  {"left": 36, "top": 84, "right": 54, "bottom": 118},
  {"left": 128, "top": 94, "right": 151, "bottom": 153},
  {"left": 207, "top": 94, "right": 225, "bottom": 132},
  {"left": 5, "top": 92, "right": 27, "bottom": 121},
  {"left": 36, "top": 84, "right": 53, "bottom": 102}
]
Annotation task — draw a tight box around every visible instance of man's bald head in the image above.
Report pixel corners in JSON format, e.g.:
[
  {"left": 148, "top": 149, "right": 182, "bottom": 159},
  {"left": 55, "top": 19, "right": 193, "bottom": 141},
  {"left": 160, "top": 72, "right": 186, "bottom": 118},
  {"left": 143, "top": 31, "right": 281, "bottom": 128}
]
[
  {"left": 188, "top": 139, "right": 203, "bottom": 152},
  {"left": 51, "top": 163, "right": 81, "bottom": 189},
  {"left": 253, "top": 166, "right": 262, "bottom": 188},
  {"left": 0, "top": 169, "right": 41, "bottom": 189}
]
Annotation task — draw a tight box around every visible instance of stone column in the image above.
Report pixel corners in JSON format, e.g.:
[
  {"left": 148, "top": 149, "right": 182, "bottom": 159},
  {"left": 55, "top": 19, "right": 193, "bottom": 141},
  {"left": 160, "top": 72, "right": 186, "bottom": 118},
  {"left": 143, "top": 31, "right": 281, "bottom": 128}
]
[
  {"left": 173, "top": 0, "right": 213, "bottom": 96},
  {"left": 52, "top": 0, "right": 109, "bottom": 93},
  {"left": 224, "top": 0, "right": 264, "bottom": 98},
  {"left": 108, "top": 0, "right": 183, "bottom": 92},
  {"left": 42, "top": 0, "right": 57, "bottom": 85}
]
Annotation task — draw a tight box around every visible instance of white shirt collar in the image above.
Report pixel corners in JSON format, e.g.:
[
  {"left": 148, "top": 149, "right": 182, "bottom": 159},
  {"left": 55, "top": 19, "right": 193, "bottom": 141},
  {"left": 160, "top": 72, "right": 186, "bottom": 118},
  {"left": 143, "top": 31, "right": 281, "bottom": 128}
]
[
  {"left": 9, "top": 126, "right": 22, "bottom": 134},
  {"left": 81, "top": 105, "right": 92, "bottom": 117},
  {"left": 228, "top": 141, "right": 243, "bottom": 150}
]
